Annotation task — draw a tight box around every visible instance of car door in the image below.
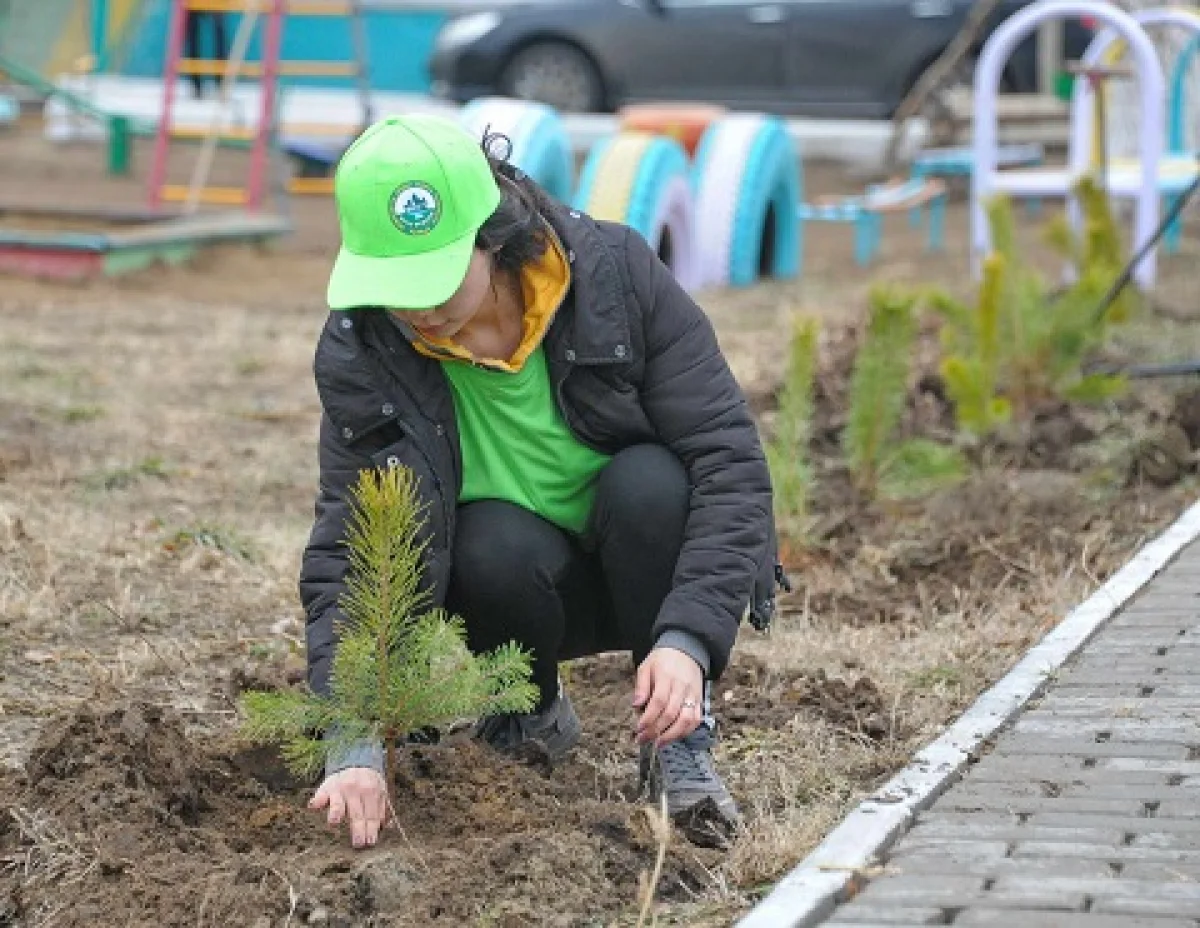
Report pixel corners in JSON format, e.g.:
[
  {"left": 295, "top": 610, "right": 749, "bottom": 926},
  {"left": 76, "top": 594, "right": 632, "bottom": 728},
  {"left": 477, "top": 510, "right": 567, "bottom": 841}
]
[
  {"left": 784, "top": 0, "right": 955, "bottom": 116},
  {"left": 614, "top": 0, "right": 794, "bottom": 108}
]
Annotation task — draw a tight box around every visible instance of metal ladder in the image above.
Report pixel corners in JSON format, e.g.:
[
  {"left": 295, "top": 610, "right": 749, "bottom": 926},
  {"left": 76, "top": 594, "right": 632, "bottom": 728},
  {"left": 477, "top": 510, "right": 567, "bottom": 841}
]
[{"left": 146, "top": 0, "right": 372, "bottom": 211}]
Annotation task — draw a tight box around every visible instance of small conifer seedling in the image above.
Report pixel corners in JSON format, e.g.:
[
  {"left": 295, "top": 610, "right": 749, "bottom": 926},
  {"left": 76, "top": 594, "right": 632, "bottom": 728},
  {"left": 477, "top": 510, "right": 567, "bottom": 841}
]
[
  {"left": 766, "top": 316, "right": 819, "bottom": 544},
  {"left": 239, "top": 466, "right": 538, "bottom": 795},
  {"left": 845, "top": 287, "right": 966, "bottom": 500},
  {"left": 844, "top": 287, "right": 917, "bottom": 495}
]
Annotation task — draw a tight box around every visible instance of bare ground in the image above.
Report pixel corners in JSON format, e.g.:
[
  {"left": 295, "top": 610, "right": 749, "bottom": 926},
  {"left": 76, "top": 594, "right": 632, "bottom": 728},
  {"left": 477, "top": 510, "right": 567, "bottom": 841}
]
[{"left": 1, "top": 128, "right": 1199, "bottom": 926}]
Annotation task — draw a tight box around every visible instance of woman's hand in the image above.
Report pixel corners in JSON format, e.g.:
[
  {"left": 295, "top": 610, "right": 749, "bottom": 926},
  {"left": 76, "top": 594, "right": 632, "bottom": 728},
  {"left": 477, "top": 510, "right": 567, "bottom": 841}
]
[
  {"left": 633, "top": 648, "right": 704, "bottom": 747},
  {"left": 308, "top": 767, "right": 388, "bottom": 848}
]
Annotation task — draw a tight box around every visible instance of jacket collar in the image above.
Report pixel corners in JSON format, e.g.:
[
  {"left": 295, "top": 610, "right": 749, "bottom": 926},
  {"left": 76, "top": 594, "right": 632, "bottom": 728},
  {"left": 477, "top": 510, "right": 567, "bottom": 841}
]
[
  {"left": 314, "top": 310, "right": 452, "bottom": 445},
  {"left": 541, "top": 201, "right": 632, "bottom": 366}
]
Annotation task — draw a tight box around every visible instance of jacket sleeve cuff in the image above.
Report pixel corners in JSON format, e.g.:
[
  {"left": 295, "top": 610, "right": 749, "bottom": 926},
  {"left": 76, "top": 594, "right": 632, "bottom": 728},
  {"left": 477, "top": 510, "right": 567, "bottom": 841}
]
[
  {"left": 654, "top": 629, "right": 711, "bottom": 678},
  {"left": 324, "top": 733, "right": 385, "bottom": 778}
]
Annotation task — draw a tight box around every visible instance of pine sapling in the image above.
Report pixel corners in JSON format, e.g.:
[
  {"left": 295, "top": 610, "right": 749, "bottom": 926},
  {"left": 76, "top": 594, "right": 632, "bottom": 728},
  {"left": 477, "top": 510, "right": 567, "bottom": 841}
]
[
  {"left": 935, "top": 190, "right": 1129, "bottom": 423},
  {"left": 766, "top": 316, "right": 819, "bottom": 543},
  {"left": 844, "top": 287, "right": 918, "bottom": 495},
  {"left": 846, "top": 287, "right": 967, "bottom": 499},
  {"left": 933, "top": 252, "right": 1012, "bottom": 437},
  {"left": 239, "top": 466, "right": 538, "bottom": 797}
]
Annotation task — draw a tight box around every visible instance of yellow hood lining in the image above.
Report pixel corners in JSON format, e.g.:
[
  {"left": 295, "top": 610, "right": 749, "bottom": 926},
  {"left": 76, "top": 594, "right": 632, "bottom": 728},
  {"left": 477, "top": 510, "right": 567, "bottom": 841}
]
[{"left": 410, "top": 233, "right": 571, "bottom": 373}]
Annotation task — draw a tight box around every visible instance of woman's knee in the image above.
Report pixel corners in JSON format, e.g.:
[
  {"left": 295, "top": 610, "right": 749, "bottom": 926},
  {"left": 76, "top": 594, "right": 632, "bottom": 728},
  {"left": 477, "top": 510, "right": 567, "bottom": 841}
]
[
  {"left": 594, "top": 445, "right": 689, "bottom": 535},
  {"left": 450, "top": 501, "right": 574, "bottom": 604}
]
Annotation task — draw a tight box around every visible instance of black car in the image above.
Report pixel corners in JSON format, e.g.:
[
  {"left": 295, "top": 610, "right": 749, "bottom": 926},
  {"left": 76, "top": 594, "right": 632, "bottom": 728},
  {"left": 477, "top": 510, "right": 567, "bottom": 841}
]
[{"left": 428, "top": 0, "right": 1094, "bottom": 116}]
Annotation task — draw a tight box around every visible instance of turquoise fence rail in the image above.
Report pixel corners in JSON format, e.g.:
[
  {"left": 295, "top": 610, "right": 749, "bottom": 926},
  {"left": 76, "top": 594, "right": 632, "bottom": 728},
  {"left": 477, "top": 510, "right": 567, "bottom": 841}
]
[{"left": 118, "top": 0, "right": 448, "bottom": 94}]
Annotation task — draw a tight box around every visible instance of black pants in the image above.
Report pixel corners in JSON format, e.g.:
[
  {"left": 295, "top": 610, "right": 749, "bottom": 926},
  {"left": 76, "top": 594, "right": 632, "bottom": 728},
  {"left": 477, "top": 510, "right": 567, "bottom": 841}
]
[
  {"left": 184, "top": 12, "right": 229, "bottom": 98},
  {"left": 446, "top": 445, "right": 689, "bottom": 710}
]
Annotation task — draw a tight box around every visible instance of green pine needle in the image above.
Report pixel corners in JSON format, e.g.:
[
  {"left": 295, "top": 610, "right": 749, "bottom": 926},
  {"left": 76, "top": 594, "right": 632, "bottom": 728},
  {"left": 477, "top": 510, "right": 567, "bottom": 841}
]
[
  {"left": 238, "top": 466, "right": 537, "bottom": 785},
  {"left": 879, "top": 439, "right": 968, "bottom": 501},
  {"left": 766, "top": 316, "right": 819, "bottom": 542},
  {"left": 845, "top": 288, "right": 917, "bottom": 496}
]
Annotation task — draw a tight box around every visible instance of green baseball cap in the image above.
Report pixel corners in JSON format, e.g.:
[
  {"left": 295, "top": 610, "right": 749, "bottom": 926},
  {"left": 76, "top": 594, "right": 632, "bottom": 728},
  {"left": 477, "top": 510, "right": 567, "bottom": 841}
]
[{"left": 326, "top": 113, "right": 502, "bottom": 311}]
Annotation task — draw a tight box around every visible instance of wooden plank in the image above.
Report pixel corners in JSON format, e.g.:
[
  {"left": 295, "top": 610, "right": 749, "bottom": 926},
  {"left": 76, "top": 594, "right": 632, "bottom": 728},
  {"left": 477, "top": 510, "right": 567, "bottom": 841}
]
[
  {"left": 159, "top": 184, "right": 248, "bottom": 206},
  {"left": 288, "top": 176, "right": 335, "bottom": 195},
  {"left": 0, "top": 211, "right": 287, "bottom": 254},
  {"left": 0, "top": 245, "right": 103, "bottom": 280},
  {"left": 0, "top": 202, "right": 173, "bottom": 223},
  {"left": 101, "top": 211, "right": 291, "bottom": 248},
  {"left": 103, "top": 242, "right": 197, "bottom": 277},
  {"left": 177, "top": 59, "right": 358, "bottom": 78}
]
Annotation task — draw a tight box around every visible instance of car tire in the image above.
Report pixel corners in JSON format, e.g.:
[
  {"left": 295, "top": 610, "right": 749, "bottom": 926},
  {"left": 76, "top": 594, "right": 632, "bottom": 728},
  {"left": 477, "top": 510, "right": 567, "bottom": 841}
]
[
  {"left": 499, "top": 41, "right": 605, "bottom": 114},
  {"left": 692, "top": 114, "right": 801, "bottom": 289},
  {"left": 459, "top": 97, "right": 575, "bottom": 203},
  {"left": 574, "top": 131, "right": 699, "bottom": 290}
]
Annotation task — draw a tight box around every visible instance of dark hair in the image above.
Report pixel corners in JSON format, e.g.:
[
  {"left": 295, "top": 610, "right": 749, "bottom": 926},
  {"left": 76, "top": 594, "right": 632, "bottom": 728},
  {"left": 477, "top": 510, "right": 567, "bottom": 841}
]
[{"left": 474, "top": 130, "right": 554, "bottom": 274}]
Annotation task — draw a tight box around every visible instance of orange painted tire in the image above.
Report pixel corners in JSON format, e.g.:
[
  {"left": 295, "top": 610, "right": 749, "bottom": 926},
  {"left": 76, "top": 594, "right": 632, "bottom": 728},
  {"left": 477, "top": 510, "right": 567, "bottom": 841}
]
[{"left": 618, "top": 104, "right": 727, "bottom": 158}]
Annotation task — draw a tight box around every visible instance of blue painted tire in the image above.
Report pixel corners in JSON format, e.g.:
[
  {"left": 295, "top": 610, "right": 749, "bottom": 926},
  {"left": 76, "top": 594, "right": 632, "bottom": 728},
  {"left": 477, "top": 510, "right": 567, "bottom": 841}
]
[
  {"left": 0, "top": 94, "right": 17, "bottom": 128},
  {"left": 693, "top": 114, "right": 802, "bottom": 288},
  {"left": 574, "top": 131, "right": 699, "bottom": 290},
  {"left": 458, "top": 97, "right": 575, "bottom": 203}
]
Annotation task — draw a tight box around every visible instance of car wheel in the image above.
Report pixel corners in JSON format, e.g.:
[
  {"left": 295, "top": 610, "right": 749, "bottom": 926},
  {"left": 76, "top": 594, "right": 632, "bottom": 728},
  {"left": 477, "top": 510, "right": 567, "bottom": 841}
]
[{"left": 500, "top": 42, "right": 604, "bottom": 113}]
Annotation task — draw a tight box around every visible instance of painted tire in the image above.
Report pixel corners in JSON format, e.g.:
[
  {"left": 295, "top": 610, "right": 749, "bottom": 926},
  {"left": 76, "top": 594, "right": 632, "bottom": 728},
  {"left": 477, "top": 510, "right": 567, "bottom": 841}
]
[
  {"left": 458, "top": 96, "right": 575, "bottom": 203},
  {"left": 573, "top": 131, "right": 698, "bottom": 291},
  {"left": 692, "top": 114, "right": 802, "bottom": 288},
  {"left": 618, "top": 103, "right": 726, "bottom": 157},
  {"left": 0, "top": 93, "right": 17, "bottom": 128}
]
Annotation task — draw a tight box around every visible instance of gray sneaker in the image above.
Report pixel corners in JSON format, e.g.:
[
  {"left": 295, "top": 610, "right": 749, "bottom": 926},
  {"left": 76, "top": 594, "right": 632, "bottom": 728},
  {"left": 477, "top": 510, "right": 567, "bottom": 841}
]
[
  {"left": 640, "top": 726, "right": 741, "bottom": 848},
  {"left": 474, "top": 687, "right": 582, "bottom": 770}
]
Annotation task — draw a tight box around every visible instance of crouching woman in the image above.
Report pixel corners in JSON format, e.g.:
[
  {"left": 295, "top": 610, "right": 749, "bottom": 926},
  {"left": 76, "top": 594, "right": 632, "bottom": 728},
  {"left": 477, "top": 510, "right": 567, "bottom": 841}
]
[{"left": 298, "top": 113, "right": 778, "bottom": 849}]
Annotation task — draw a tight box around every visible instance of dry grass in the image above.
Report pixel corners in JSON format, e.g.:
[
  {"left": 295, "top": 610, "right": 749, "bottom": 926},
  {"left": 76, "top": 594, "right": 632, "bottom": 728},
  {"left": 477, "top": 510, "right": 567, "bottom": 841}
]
[
  {"left": 2, "top": 182, "right": 1199, "bottom": 923},
  {"left": 2, "top": 805, "right": 100, "bottom": 928}
]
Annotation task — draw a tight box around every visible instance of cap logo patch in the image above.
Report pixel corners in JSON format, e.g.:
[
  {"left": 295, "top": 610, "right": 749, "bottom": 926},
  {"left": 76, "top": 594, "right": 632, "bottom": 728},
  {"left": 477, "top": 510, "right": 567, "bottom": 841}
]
[{"left": 389, "top": 182, "right": 441, "bottom": 235}]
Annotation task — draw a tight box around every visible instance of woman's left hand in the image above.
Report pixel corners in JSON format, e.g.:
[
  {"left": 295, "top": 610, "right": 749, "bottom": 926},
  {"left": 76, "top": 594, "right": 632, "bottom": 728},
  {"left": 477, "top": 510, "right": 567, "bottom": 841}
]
[{"left": 633, "top": 648, "right": 704, "bottom": 747}]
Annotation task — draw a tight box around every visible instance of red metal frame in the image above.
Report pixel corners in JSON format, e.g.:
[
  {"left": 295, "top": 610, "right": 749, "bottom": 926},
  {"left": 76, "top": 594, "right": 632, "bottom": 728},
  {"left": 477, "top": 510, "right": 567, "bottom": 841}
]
[
  {"left": 248, "top": 0, "right": 286, "bottom": 208},
  {"left": 147, "top": 0, "right": 286, "bottom": 212},
  {"left": 147, "top": 0, "right": 191, "bottom": 210}
]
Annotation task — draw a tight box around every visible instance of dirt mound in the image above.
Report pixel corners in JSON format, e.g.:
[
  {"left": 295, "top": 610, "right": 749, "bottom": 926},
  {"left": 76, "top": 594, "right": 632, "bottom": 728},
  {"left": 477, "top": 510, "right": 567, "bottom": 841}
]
[
  {"left": 25, "top": 703, "right": 208, "bottom": 827},
  {"left": 1, "top": 699, "right": 727, "bottom": 927}
]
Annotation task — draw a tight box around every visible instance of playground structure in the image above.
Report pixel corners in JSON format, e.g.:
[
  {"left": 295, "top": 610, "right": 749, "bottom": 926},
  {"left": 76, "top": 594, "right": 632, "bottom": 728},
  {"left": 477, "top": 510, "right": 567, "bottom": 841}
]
[
  {"left": 970, "top": 0, "right": 1200, "bottom": 290},
  {"left": 147, "top": 0, "right": 372, "bottom": 209},
  {"left": 1082, "top": 9, "right": 1200, "bottom": 254},
  {"left": 3, "top": 0, "right": 1200, "bottom": 286}
]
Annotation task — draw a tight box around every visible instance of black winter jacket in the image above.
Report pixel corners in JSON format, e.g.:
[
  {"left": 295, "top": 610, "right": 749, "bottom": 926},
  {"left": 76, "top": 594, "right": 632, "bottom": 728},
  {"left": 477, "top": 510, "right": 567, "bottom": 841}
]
[{"left": 299, "top": 202, "right": 777, "bottom": 695}]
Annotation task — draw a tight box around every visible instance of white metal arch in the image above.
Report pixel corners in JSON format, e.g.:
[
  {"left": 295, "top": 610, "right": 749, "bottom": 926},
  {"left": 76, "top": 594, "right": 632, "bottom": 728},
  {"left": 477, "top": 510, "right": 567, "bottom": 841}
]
[
  {"left": 1066, "top": 7, "right": 1200, "bottom": 260},
  {"left": 1069, "top": 7, "right": 1200, "bottom": 165},
  {"left": 972, "top": 0, "right": 1164, "bottom": 288}
]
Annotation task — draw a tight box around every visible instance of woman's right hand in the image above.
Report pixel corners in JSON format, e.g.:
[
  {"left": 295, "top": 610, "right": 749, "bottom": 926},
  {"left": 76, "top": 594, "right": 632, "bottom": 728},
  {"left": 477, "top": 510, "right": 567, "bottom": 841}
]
[{"left": 308, "top": 766, "right": 388, "bottom": 848}]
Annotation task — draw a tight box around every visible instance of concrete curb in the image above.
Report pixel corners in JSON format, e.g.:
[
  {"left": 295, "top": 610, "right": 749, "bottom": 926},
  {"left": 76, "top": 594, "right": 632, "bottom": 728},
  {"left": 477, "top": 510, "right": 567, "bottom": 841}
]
[{"left": 737, "top": 496, "right": 1200, "bottom": 928}]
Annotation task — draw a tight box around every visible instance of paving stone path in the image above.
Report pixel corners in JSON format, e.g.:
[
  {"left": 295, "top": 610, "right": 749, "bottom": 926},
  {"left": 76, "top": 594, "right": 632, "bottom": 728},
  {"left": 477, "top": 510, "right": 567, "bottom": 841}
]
[{"left": 822, "top": 537, "right": 1200, "bottom": 927}]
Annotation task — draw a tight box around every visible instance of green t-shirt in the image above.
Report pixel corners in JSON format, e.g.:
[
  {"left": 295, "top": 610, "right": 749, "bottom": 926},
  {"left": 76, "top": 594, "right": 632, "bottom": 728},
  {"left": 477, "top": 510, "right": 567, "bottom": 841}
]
[{"left": 442, "top": 345, "right": 611, "bottom": 535}]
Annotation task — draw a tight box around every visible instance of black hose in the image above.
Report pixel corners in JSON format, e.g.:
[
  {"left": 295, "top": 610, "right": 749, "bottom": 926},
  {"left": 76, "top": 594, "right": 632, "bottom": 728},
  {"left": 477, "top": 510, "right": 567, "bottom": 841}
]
[{"left": 1089, "top": 161, "right": 1200, "bottom": 327}]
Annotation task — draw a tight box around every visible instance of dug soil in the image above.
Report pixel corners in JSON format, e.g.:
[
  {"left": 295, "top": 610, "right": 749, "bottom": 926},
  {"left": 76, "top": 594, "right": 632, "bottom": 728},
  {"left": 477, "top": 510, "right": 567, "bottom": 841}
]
[{"left": 2, "top": 132, "right": 1200, "bottom": 926}]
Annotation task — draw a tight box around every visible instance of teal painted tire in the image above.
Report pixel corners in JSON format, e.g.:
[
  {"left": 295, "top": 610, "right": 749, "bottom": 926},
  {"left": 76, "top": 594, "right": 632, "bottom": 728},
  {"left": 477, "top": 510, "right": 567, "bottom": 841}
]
[
  {"left": 459, "top": 97, "right": 575, "bottom": 203},
  {"left": 693, "top": 114, "right": 802, "bottom": 288},
  {"left": 574, "top": 131, "right": 698, "bottom": 290}
]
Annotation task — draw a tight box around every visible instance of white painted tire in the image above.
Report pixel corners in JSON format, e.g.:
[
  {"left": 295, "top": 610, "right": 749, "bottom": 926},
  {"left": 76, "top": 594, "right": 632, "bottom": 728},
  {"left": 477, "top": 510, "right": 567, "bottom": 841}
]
[
  {"left": 573, "top": 131, "right": 698, "bottom": 291},
  {"left": 693, "top": 114, "right": 802, "bottom": 288},
  {"left": 458, "top": 96, "right": 575, "bottom": 203}
]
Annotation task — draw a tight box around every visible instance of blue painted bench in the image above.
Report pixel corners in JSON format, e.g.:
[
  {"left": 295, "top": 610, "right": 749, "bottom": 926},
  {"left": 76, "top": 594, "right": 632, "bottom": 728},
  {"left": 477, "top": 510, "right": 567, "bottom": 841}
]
[{"left": 796, "top": 176, "right": 947, "bottom": 266}]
